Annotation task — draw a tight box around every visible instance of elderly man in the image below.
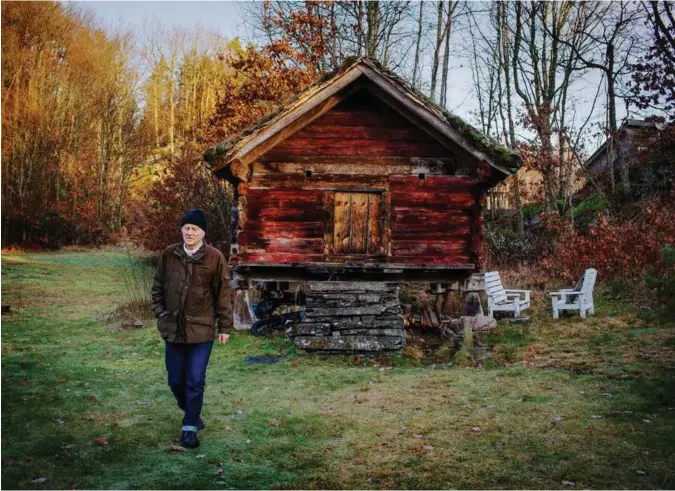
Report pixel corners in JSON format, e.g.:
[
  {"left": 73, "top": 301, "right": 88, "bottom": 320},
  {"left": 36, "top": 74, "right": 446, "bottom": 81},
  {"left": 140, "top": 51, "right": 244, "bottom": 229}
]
[{"left": 150, "top": 209, "right": 233, "bottom": 449}]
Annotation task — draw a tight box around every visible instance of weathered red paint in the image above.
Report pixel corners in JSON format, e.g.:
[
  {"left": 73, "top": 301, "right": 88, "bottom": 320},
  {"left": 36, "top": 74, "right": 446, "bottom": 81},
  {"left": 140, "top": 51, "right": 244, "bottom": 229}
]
[{"left": 233, "top": 94, "right": 488, "bottom": 268}]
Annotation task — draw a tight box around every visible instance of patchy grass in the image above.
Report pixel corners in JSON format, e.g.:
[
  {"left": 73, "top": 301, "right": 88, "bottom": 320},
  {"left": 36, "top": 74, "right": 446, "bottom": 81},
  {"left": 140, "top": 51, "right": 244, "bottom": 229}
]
[{"left": 2, "top": 249, "right": 675, "bottom": 489}]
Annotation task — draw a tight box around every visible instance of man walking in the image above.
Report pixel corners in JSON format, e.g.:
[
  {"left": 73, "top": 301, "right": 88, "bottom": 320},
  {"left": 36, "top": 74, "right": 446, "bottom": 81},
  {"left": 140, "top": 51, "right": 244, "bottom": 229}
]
[{"left": 150, "top": 209, "right": 234, "bottom": 449}]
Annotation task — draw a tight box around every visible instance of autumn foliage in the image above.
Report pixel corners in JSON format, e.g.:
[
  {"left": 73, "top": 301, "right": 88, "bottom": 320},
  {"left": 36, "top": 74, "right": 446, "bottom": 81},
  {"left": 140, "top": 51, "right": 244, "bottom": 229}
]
[
  {"left": 541, "top": 193, "right": 675, "bottom": 282},
  {"left": 2, "top": 2, "right": 141, "bottom": 247},
  {"left": 129, "top": 151, "right": 232, "bottom": 253}
]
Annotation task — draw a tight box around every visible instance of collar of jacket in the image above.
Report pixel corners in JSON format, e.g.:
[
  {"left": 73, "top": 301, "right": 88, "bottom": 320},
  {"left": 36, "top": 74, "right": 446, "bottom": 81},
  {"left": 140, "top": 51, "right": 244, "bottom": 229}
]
[{"left": 172, "top": 242, "right": 206, "bottom": 262}]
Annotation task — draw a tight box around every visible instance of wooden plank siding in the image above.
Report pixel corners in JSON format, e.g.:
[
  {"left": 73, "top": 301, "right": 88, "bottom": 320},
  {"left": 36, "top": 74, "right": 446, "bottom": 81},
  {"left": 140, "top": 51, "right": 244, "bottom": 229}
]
[
  {"left": 231, "top": 89, "right": 481, "bottom": 268},
  {"left": 243, "top": 188, "right": 326, "bottom": 263},
  {"left": 389, "top": 176, "right": 476, "bottom": 265},
  {"left": 263, "top": 90, "right": 450, "bottom": 162}
]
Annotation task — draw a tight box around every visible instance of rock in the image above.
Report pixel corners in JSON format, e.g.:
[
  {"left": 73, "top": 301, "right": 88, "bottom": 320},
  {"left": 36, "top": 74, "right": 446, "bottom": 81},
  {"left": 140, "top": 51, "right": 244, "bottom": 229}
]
[
  {"left": 295, "top": 335, "right": 404, "bottom": 352},
  {"left": 308, "top": 304, "right": 398, "bottom": 317},
  {"left": 339, "top": 329, "right": 404, "bottom": 337},
  {"left": 294, "top": 324, "right": 331, "bottom": 336},
  {"left": 307, "top": 281, "right": 394, "bottom": 292},
  {"left": 295, "top": 282, "right": 404, "bottom": 352}
]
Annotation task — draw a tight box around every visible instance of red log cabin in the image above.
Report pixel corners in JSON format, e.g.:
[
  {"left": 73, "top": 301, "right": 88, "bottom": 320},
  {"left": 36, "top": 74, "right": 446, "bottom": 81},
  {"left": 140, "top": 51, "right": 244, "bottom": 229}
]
[{"left": 204, "top": 57, "right": 521, "bottom": 287}]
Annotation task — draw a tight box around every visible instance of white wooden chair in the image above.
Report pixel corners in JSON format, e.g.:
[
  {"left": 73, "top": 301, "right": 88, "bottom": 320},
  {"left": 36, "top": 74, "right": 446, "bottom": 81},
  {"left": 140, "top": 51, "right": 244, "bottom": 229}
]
[
  {"left": 484, "top": 271, "right": 531, "bottom": 318},
  {"left": 550, "top": 268, "right": 597, "bottom": 319}
]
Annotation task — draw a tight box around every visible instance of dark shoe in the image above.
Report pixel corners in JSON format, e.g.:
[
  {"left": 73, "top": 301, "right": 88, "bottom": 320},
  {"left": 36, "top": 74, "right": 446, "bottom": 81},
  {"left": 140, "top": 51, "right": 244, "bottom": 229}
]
[
  {"left": 197, "top": 418, "right": 205, "bottom": 431},
  {"left": 180, "top": 430, "right": 199, "bottom": 449}
]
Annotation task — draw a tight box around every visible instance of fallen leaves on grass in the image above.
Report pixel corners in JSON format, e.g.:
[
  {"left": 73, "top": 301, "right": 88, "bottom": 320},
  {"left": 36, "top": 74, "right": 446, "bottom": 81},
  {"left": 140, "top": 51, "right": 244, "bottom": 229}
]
[
  {"left": 562, "top": 480, "right": 575, "bottom": 486},
  {"left": 423, "top": 445, "right": 434, "bottom": 452},
  {"left": 471, "top": 426, "right": 481, "bottom": 432},
  {"left": 171, "top": 445, "right": 187, "bottom": 452},
  {"left": 92, "top": 438, "right": 109, "bottom": 446},
  {"left": 30, "top": 477, "right": 48, "bottom": 484}
]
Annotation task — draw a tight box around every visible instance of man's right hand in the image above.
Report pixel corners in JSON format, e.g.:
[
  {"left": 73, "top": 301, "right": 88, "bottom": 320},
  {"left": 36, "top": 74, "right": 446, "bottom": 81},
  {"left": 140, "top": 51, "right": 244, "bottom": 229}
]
[{"left": 218, "top": 333, "right": 230, "bottom": 345}]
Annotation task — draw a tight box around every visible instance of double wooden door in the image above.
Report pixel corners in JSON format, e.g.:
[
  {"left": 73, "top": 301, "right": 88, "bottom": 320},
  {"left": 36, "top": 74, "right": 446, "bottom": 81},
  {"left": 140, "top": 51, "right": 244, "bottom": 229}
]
[{"left": 331, "top": 192, "right": 386, "bottom": 256}]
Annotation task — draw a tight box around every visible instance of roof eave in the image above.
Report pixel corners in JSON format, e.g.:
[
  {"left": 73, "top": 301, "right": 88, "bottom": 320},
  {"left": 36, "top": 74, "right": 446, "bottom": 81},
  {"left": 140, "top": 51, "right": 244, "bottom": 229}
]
[{"left": 204, "top": 57, "right": 521, "bottom": 179}]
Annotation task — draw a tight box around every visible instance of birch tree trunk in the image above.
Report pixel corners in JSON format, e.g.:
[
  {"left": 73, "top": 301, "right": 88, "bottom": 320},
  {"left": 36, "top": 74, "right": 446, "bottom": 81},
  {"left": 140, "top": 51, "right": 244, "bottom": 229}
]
[
  {"left": 412, "top": 1, "right": 424, "bottom": 89},
  {"left": 430, "top": 1, "right": 444, "bottom": 103}
]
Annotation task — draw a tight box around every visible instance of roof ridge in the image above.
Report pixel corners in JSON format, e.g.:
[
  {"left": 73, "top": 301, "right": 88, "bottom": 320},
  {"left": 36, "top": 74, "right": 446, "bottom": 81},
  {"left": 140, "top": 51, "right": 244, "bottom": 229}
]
[{"left": 204, "top": 56, "right": 521, "bottom": 174}]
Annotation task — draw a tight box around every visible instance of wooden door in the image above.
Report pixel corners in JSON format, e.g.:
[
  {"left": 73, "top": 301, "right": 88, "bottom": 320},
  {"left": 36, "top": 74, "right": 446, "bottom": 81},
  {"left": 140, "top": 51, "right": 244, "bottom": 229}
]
[{"left": 332, "top": 192, "right": 384, "bottom": 255}]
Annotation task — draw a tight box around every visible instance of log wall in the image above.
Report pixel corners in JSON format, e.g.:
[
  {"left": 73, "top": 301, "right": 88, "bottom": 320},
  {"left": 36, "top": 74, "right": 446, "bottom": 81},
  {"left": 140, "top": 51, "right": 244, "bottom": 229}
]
[{"left": 232, "top": 89, "right": 482, "bottom": 268}]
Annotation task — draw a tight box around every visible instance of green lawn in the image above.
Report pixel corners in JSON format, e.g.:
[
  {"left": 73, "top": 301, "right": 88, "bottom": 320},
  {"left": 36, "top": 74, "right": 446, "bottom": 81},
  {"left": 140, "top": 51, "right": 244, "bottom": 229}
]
[{"left": 2, "top": 249, "right": 675, "bottom": 489}]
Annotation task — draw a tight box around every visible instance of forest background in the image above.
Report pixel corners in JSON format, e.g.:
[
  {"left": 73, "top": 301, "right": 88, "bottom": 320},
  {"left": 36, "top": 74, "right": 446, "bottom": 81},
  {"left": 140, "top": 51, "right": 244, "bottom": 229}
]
[{"left": 2, "top": 0, "right": 674, "bottom": 296}]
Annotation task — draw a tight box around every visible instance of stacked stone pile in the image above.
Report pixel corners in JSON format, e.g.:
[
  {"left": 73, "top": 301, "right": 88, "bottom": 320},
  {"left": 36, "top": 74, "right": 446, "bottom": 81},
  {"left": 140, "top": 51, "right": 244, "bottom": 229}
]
[{"left": 293, "top": 281, "right": 405, "bottom": 352}]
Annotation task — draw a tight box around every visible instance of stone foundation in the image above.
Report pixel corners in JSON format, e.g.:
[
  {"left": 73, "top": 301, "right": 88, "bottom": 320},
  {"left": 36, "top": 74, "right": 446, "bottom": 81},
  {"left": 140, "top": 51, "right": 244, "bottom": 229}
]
[{"left": 294, "top": 281, "right": 405, "bottom": 352}]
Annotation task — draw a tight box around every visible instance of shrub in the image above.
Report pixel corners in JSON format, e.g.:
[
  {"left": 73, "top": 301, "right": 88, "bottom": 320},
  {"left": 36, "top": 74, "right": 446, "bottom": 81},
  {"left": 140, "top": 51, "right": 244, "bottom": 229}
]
[
  {"left": 541, "top": 194, "right": 675, "bottom": 282},
  {"left": 128, "top": 150, "right": 233, "bottom": 253},
  {"left": 116, "top": 250, "right": 154, "bottom": 321},
  {"left": 484, "top": 223, "right": 544, "bottom": 265},
  {"left": 644, "top": 244, "right": 675, "bottom": 319},
  {"left": 571, "top": 193, "right": 608, "bottom": 228}
]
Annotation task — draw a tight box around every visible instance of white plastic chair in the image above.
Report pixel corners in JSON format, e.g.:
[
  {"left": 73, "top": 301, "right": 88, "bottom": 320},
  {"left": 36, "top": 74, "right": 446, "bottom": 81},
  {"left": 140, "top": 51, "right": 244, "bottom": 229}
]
[
  {"left": 485, "top": 271, "right": 531, "bottom": 318},
  {"left": 550, "top": 268, "right": 597, "bottom": 319}
]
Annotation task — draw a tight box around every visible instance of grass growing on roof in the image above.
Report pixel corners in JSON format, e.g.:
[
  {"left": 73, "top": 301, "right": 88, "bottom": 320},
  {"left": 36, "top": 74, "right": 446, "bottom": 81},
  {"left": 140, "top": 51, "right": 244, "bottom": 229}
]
[{"left": 2, "top": 249, "right": 675, "bottom": 489}]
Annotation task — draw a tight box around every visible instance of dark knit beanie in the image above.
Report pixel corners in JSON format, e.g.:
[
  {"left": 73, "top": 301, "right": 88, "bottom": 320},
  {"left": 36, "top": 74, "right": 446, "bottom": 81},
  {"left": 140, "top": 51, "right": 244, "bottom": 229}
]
[{"left": 181, "top": 209, "right": 207, "bottom": 232}]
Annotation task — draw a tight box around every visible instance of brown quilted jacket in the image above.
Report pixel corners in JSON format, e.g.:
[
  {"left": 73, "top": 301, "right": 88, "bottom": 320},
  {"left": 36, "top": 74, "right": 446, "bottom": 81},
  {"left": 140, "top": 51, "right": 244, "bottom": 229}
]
[{"left": 150, "top": 242, "right": 234, "bottom": 343}]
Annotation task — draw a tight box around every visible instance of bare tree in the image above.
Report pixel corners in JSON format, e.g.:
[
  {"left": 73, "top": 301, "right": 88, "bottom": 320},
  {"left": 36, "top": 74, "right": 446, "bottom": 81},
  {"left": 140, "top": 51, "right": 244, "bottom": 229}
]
[
  {"left": 549, "top": 2, "right": 643, "bottom": 198},
  {"left": 412, "top": 1, "right": 424, "bottom": 89},
  {"left": 512, "top": 1, "right": 585, "bottom": 211}
]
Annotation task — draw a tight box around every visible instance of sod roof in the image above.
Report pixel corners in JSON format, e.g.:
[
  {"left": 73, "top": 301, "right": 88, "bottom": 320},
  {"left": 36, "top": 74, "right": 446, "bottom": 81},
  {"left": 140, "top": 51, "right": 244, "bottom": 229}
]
[{"left": 204, "top": 56, "right": 521, "bottom": 177}]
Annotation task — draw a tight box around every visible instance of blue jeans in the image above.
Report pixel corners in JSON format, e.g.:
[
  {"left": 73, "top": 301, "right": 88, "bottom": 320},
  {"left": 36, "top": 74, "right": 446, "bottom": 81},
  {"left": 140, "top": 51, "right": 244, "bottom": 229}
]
[{"left": 165, "top": 340, "right": 214, "bottom": 429}]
